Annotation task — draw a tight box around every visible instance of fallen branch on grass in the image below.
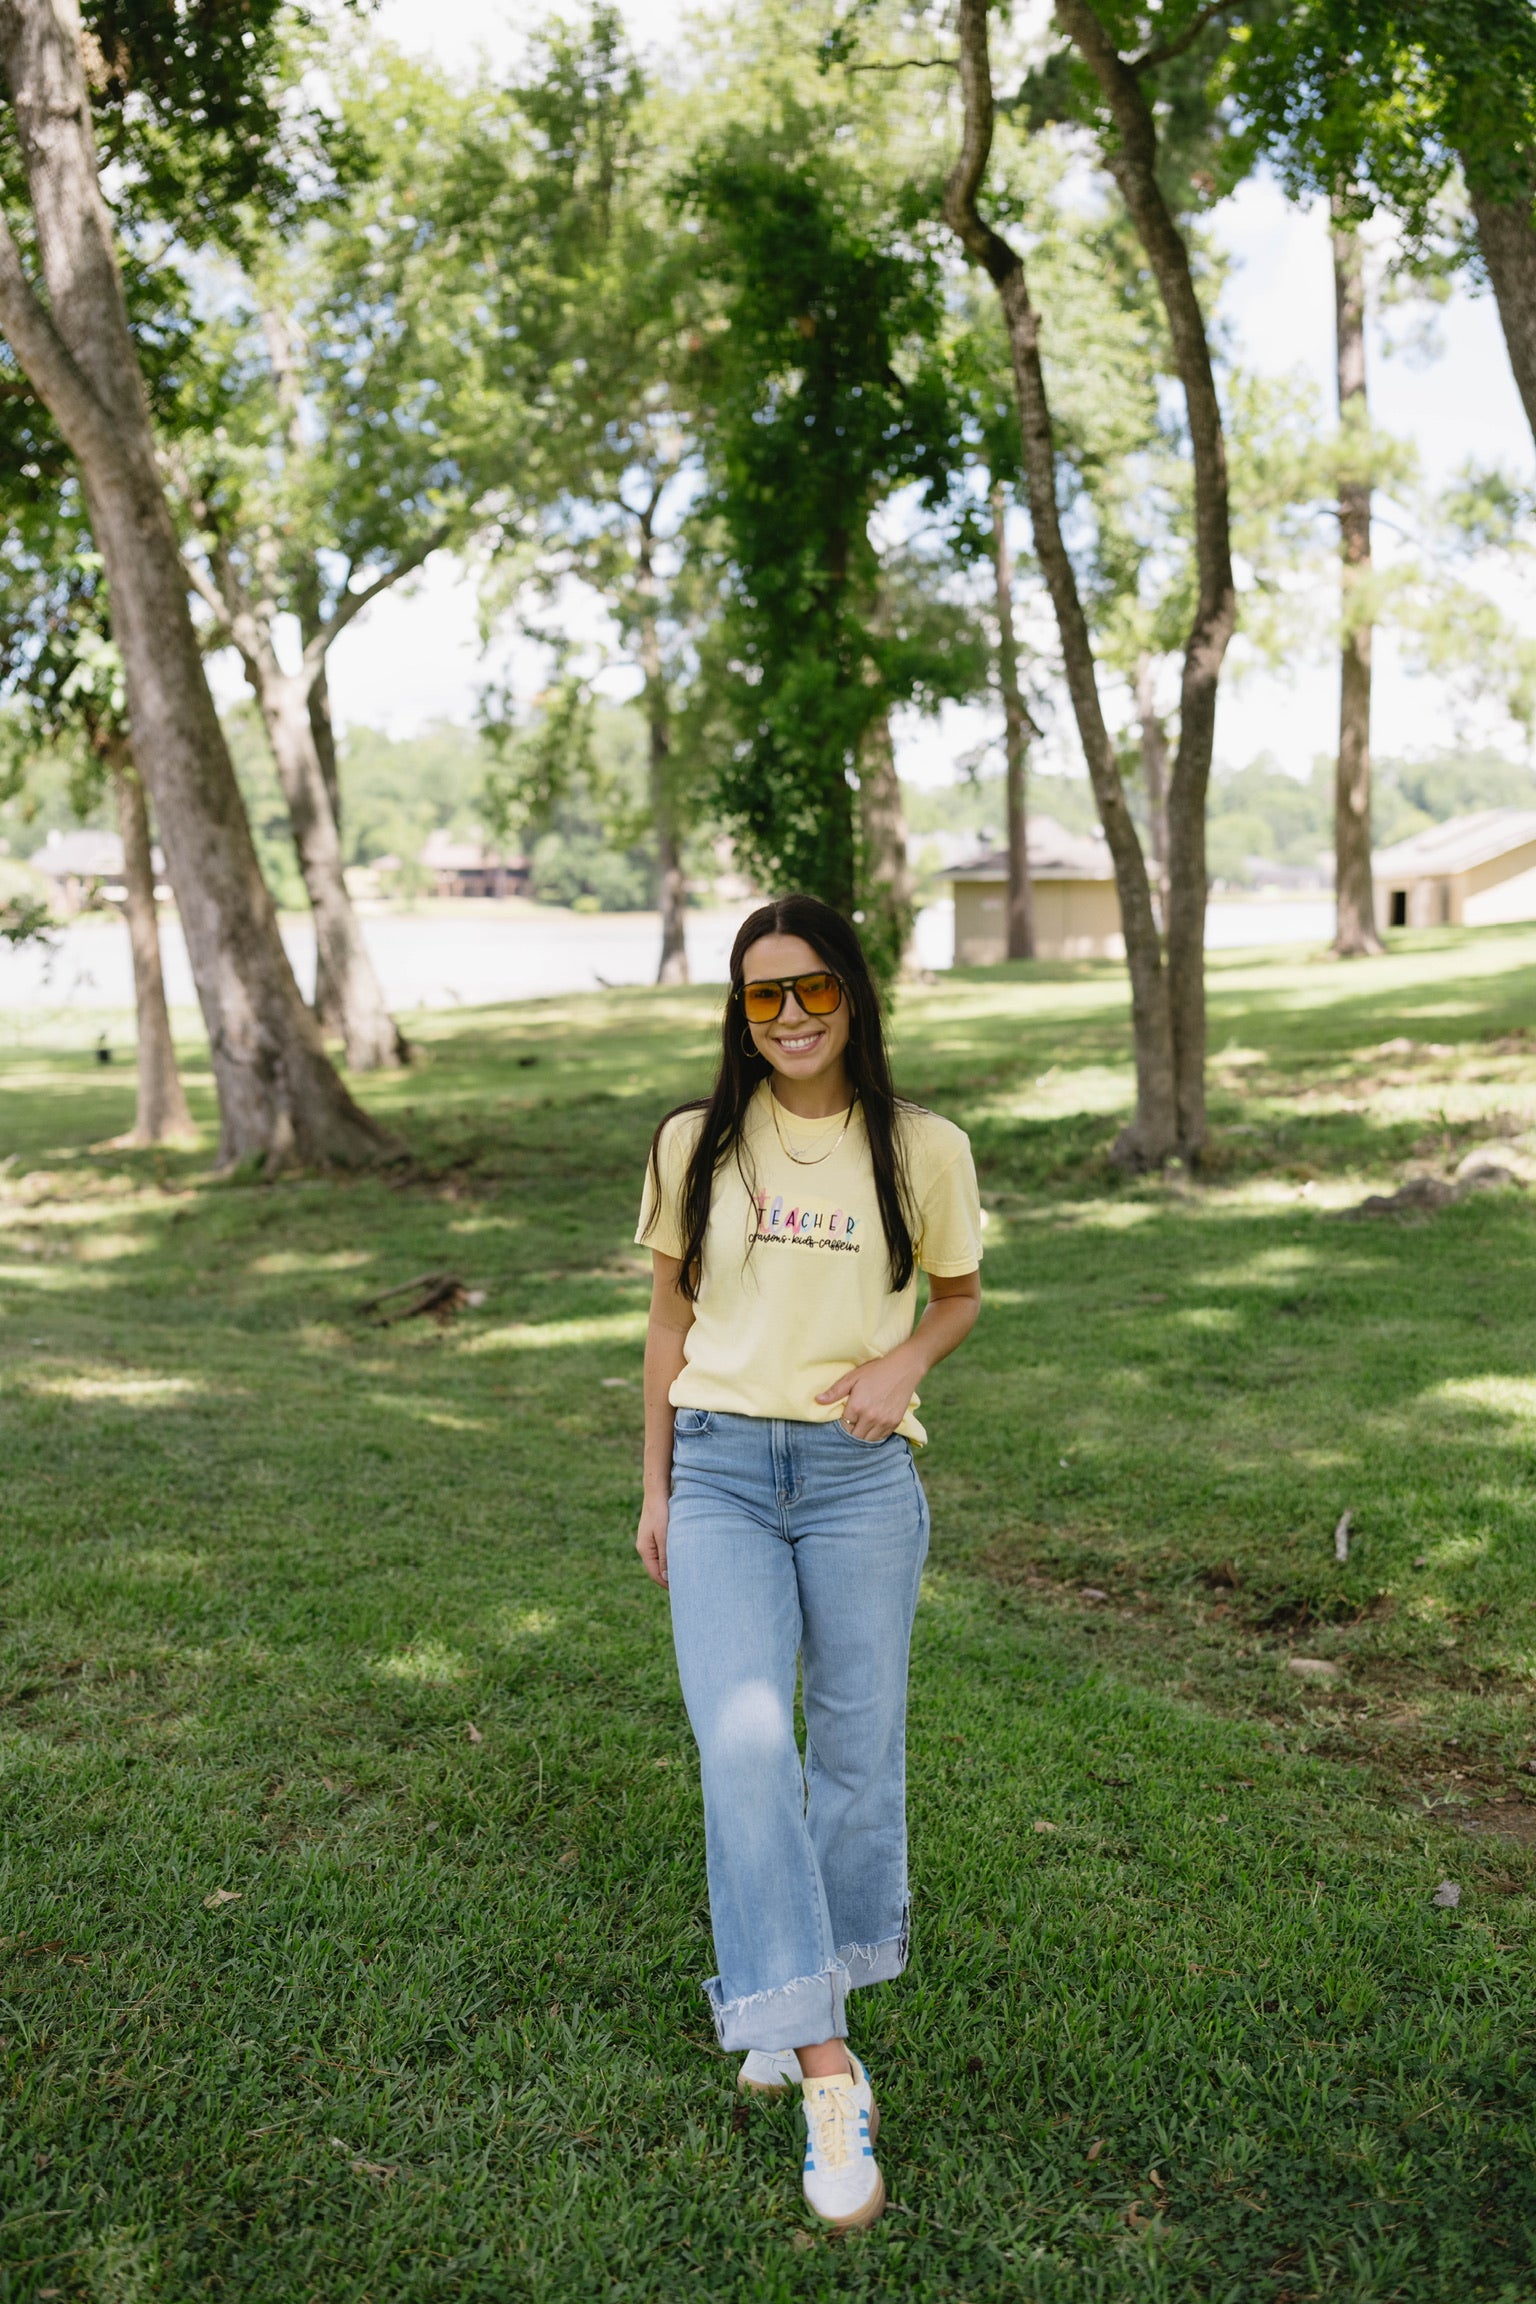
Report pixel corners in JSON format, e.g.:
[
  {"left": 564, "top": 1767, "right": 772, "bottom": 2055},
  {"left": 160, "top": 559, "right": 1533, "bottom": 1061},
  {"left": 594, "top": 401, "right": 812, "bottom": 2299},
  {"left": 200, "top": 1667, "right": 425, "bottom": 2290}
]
[{"left": 356, "top": 1272, "right": 488, "bottom": 1326}]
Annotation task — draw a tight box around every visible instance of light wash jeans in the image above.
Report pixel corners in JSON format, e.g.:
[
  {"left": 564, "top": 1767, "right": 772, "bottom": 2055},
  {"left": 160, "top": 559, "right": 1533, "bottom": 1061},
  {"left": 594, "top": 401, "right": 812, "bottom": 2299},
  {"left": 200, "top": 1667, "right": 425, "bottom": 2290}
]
[{"left": 667, "top": 1408, "right": 930, "bottom": 2053}]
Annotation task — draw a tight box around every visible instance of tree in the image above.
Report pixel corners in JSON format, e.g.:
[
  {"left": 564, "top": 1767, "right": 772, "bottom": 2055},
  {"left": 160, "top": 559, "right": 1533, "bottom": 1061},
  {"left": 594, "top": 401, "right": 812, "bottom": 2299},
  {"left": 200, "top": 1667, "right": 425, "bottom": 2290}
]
[
  {"left": 1232, "top": 2, "right": 1536, "bottom": 456},
  {"left": 945, "top": 296, "right": 1041, "bottom": 959},
  {"left": 1330, "top": 201, "right": 1383, "bottom": 955},
  {"left": 163, "top": 40, "right": 523, "bottom": 1068},
  {"left": 688, "top": 129, "right": 981, "bottom": 988},
  {"left": 501, "top": 8, "right": 703, "bottom": 984},
  {"left": 1227, "top": 0, "right": 1536, "bottom": 944},
  {"left": 0, "top": 536, "right": 192, "bottom": 1144},
  {"left": 168, "top": 340, "right": 421, "bottom": 1074},
  {"left": 944, "top": 0, "right": 1177, "bottom": 1162},
  {"left": 987, "top": 476, "right": 1040, "bottom": 959},
  {"left": 0, "top": 0, "right": 389, "bottom": 1167},
  {"left": 1049, "top": 0, "right": 1239, "bottom": 1159}
]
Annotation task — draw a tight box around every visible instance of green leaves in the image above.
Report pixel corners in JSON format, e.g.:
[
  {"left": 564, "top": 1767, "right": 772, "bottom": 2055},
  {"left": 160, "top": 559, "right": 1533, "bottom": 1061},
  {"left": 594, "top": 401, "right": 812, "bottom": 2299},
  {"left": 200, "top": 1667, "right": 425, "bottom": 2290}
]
[{"left": 684, "top": 131, "right": 970, "bottom": 929}]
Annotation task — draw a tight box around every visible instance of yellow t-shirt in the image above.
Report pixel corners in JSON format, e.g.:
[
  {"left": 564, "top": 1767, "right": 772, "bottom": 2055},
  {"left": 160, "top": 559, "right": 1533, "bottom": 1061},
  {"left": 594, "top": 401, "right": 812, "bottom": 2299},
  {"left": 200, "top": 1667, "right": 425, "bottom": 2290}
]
[{"left": 636, "top": 1081, "right": 982, "bottom": 1445}]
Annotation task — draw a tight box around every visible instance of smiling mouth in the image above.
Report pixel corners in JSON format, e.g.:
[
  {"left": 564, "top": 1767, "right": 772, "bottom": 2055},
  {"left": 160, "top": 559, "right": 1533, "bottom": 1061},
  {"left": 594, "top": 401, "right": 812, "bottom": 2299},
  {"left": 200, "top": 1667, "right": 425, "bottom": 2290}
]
[{"left": 773, "top": 1029, "right": 826, "bottom": 1054}]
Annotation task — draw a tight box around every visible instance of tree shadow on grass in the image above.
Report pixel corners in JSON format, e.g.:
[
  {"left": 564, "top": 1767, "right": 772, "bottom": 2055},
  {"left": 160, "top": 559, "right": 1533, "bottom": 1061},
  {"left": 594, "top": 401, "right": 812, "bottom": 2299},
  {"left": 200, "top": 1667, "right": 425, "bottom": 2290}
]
[{"left": 6, "top": 985, "right": 1536, "bottom": 2295}]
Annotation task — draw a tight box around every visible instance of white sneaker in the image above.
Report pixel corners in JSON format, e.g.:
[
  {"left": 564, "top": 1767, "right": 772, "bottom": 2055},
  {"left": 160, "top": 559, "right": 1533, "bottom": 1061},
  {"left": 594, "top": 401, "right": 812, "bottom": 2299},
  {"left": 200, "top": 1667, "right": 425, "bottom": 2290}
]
[
  {"left": 738, "top": 2047, "right": 802, "bottom": 2094},
  {"left": 800, "top": 2053, "right": 884, "bottom": 2231}
]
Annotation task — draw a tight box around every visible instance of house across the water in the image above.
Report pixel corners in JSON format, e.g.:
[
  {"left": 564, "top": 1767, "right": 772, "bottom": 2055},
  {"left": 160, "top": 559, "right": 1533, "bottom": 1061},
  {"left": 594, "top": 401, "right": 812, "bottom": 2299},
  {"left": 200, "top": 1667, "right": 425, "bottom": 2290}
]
[
  {"left": 419, "top": 829, "right": 528, "bottom": 900},
  {"left": 1373, "top": 809, "right": 1536, "bottom": 930},
  {"left": 30, "top": 828, "right": 165, "bottom": 914},
  {"left": 944, "top": 818, "right": 1124, "bottom": 963}
]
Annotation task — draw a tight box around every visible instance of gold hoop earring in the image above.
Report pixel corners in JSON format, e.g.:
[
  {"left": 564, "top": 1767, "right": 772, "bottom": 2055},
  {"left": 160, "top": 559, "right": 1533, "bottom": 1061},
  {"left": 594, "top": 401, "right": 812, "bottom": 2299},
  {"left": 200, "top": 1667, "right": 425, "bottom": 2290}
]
[{"left": 740, "top": 1027, "right": 758, "bottom": 1057}]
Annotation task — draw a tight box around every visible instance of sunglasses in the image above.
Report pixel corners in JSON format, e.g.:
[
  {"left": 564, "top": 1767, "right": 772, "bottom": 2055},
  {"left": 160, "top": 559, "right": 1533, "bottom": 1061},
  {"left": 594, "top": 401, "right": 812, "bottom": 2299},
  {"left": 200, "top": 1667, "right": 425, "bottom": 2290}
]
[{"left": 739, "top": 970, "right": 845, "bottom": 1025}]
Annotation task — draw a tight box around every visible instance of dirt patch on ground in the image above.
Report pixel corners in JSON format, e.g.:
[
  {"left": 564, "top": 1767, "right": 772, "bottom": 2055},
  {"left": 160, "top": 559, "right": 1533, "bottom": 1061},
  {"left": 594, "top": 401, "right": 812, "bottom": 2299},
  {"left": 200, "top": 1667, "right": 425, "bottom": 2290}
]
[{"left": 1459, "top": 1800, "right": 1536, "bottom": 1848}]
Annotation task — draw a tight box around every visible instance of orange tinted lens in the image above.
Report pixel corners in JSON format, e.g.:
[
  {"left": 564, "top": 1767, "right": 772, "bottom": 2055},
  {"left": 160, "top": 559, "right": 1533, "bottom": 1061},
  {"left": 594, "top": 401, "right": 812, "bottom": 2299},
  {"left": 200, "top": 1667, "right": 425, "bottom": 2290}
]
[
  {"left": 742, "top": 981, "right": 783, "bottom": 1023},
  {"left": 797, "top": 973, "right": 841, "bottom": 1014}
]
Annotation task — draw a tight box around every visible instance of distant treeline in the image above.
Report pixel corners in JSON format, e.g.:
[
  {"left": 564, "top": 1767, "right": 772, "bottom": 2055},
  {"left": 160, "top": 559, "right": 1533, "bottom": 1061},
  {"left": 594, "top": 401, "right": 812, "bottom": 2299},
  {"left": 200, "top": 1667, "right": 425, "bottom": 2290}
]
[{"left": 8, "top": 712, "right": 1528, "bottom": 914}]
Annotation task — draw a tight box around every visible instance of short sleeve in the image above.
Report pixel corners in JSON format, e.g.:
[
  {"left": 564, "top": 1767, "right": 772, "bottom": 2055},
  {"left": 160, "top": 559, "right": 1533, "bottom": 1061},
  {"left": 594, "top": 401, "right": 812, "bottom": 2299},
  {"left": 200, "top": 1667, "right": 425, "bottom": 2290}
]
[
  {"left": 913, "top": 1139, "right": 983, "bottom": 1277},
  {"left": 635, "top": 1114, "right": 694, "bottom": 1260}
]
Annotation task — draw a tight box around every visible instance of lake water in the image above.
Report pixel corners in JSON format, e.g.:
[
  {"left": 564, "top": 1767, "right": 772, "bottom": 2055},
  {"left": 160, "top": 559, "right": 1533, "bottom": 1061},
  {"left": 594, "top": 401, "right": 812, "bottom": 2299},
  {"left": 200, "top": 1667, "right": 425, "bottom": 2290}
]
[{"left": 0, "top": 895, "right": 1339, "bottom": 1018}]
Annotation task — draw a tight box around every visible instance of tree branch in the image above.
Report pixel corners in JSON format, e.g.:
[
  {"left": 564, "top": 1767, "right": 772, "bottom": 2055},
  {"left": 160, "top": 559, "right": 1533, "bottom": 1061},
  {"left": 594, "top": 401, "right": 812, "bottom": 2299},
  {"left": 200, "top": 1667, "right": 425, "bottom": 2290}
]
[
  {"left": 0, "top": 204, "right": 122, "bottom": 471},
  {"left": 181, "top": 545, "right": 230, "bottom": 629},
  {"left": 942, "top": 2, "right": 1021, "bottom": 290},
  {"left": 259, "top": 299, "right": 307, "bottom": 463},
  {"left": 1129, "top": 0, "right": 1243, "bottom": 75},
  {"left": 845, "top": 54, "right": 955, "bottom": 74},
  {"left": 305, "top": 523, "right": 451, "bottom": 673}
]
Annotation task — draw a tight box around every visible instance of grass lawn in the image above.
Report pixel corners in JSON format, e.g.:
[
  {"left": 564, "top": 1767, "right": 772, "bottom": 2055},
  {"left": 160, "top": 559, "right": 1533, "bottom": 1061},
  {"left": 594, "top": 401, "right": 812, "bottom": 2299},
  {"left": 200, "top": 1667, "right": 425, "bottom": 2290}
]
[{"left": 4, "top": 926, "right": 1536, "bottom": 2302}]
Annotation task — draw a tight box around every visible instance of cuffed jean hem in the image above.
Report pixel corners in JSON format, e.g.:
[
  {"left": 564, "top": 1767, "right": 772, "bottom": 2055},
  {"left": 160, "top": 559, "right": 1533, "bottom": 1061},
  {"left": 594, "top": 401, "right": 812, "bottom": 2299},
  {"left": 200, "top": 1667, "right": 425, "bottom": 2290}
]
[
  {"left": 706, "top": 1963, "right": 850, "bottom": 2054},
  {"left": 840, "top": 1905, "right": 910, "bottom": 1990}
]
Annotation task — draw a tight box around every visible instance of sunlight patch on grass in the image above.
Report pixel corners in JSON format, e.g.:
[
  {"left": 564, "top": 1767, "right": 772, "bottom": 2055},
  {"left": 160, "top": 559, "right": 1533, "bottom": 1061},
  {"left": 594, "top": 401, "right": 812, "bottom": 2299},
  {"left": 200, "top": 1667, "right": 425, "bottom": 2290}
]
[
  {"left": 461, "top": 1311, "right": 649, "bottom": 1353},
  {"left": 368, "top": 1639, "right": 471, "bottom": 1686},
  {"left": 29, "top": 1369, "right": 209, "bottom": 1404},
  {"left": 497, "top": 1607, "right": 559, "bottom": 1642},
  {"left": 108, "top": 1547, "right": 209, "bottom": 1580},
  {"left": 367, "top": 1394, "right": 496, "bottom": 1433},
  {"left": 1422, "top": 1535, "right": 1493, "bottom": 1568},
  {"left": 1054, "top": 1201, "right": 1160, "bottom": 1231},
  {"left": 72, "top": 1230, "right": 147, "bottom": 1264},
  {"left": 249, "top": 1249, "right": 375, "bottom": 1276},
  {"left": 1197, "top": 1245, "right": 1324, "bottom": 1284},
  {"left": 1432, "top": 1375, "right": 1536, "bottom": 1425},
  {"left": 967, "top": 1065, "right": 1131, "bottom": 1123}
]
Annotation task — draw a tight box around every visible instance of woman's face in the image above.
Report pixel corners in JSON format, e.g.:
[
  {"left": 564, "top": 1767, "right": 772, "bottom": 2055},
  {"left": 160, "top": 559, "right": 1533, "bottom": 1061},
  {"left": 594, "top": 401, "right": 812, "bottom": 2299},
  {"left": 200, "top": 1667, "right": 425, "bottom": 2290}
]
[{"left": 739, "top": 932, "right": 852, "bottom": 1089}]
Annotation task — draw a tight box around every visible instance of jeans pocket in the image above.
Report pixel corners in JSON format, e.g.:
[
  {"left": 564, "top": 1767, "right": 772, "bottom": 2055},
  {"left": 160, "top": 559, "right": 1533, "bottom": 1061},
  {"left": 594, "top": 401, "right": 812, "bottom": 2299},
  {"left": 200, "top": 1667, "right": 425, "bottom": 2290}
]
[
  {"left": 829, "top": 1416, "right": 894, "bottom": 1448},
  {"left": 673, "top": 1408, "right": 713, "bottom": 1438}
]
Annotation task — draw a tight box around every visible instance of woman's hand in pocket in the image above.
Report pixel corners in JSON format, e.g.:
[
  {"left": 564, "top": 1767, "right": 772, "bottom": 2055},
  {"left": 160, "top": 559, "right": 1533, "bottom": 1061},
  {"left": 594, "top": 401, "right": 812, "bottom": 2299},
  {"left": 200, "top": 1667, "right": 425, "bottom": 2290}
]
[
  {"left": 816, "top": 1345, "right": 919, "bottom": 1443},
  {"left": 636, "top": 1490, "right": 670, "bottom": 1588}
]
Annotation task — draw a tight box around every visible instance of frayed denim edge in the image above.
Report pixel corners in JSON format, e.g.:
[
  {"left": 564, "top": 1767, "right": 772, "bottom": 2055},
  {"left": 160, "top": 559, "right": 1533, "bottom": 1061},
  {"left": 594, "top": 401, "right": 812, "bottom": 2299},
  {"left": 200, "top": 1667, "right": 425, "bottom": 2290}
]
[{"left": 705, "top": 1962, "right": 850, "bottom": 2052}]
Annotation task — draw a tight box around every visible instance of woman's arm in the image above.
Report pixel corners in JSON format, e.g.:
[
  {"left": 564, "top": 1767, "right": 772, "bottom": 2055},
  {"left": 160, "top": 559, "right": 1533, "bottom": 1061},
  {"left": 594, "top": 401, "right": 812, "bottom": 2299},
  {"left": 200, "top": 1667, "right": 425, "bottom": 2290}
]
[
  {"left": 636, "top": 1250, "right": 695, "bottom": 1588},
  {"left": 815, "top": 1268, "right": 981, "bottom": 1443}
]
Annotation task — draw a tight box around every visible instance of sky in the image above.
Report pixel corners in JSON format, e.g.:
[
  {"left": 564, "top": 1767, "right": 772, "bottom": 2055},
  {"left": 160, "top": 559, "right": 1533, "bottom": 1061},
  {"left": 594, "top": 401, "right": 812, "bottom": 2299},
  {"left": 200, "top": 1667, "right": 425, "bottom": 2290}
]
[{"left": 252, "top": 0, "right": 1536, "bottom": 791}]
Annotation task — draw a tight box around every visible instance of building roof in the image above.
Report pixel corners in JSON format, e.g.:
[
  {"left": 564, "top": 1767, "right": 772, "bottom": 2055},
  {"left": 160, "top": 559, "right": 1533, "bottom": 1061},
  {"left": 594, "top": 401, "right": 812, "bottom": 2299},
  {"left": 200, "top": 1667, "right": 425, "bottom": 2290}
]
[
  {"left": 1374, "top": 808, "right": 1536, "bottom": 878},
  {"left": 943, "top": 815, "right": 1114, "bottom": 883},
  {"left": 419, "top": 829, "right": 522, "bottom": 871},
  {"left": 31, "top": 828, "right": 123, "bottom": 879}
]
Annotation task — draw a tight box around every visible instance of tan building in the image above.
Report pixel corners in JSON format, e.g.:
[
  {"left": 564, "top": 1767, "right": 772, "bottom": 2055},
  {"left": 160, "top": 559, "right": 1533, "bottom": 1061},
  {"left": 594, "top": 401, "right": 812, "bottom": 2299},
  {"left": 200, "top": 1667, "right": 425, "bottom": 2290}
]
[
  {"left": 1373, "top": 809, "right": 1536, "bottom": 930},
  {"left": 419, "top": 829, "right": 528, "bottom": 899},
  {"left": 945, "top": 818, "right": 1123, "bottom": 963},
  {"left": 31, "top": 827, "right": 166, "bottom": 914}
]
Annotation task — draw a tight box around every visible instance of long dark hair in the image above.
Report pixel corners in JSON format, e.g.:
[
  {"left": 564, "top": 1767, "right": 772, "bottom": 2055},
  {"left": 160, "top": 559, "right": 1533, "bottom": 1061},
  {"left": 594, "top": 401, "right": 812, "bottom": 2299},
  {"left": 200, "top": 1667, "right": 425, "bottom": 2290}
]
[{"left": 644, "top": 895, "right": 914, "bottom": 1302}]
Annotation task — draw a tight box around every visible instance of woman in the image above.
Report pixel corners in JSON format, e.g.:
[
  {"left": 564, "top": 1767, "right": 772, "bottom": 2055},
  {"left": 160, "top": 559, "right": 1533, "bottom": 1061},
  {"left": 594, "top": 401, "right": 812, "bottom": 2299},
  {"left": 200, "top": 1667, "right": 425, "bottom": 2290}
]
[{"left": 635, "top": 893, "right": 981, "bottom": 2231}]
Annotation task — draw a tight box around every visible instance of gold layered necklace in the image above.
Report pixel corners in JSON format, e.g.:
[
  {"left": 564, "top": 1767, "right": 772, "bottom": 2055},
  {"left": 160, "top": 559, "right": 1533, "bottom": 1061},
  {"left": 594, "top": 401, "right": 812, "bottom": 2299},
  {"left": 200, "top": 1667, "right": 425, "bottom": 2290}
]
[{"left": 769, "top": 1089, "right": 856, "bottom": 1167}]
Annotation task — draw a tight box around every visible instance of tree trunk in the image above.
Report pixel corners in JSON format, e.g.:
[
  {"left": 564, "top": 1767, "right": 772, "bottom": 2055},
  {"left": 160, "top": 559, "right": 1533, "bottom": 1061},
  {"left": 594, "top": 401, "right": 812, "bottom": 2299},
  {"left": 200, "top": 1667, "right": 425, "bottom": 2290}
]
[
  {"left": 1468, "top": 176, "right": 1536, "bottom": 449},
  {"left": 1134, "top": 654, "right": 1170, "bottom": 930},
  {"left": 242, "top": 644, "right": 405, "bottom": 1070},
  {"left": 0, "top": 0, "right": 390, "bottom": 1170},
  {"left": 944, "top": 0, "right": 1176, "bottom": 1165},
  {"left": 1331, "top": 202, "right": 1383, "bottom": 957},
  {"left": 856, "top": 708, "right": 915, "bottom": 987},
  {"left": 990, "top": 477, "right": 1036, "bottom": 961},
  {"left": 633, "top": 497, "right": 689, "bottom": 985},
  {"left": 111, "top": 739, "right": 194, "bottom": 1145},
  {"left": 306, "top": 629, "right": 347, "bottom": 1031},
  {"left": 1057, "top": 0, "right": 1238, "bottom": 1163}
]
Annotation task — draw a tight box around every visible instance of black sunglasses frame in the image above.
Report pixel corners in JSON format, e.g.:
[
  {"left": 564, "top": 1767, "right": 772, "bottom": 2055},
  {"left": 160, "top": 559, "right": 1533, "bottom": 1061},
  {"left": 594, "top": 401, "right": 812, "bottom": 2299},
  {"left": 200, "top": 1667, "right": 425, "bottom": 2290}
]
[{"left": 737, "top": 971, "right": 846, "bottom": 1024}]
